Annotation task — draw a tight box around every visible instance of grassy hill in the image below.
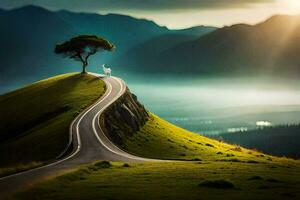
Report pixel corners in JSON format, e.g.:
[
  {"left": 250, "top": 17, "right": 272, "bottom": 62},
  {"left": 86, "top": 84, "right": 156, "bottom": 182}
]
[
  {"left": 123, "top": 114, "right": 276, "bottom": 162},
  {"left": 0, "top": 73, "right": 105, "bottom": 176},
  {"left": 16, "top": 161, "right": 300, "bottom": 200},
  {"left": 1, "top": 73, "right": 299, "bottom": 199},
  {"left": 15, "top": 114, "right": 300, "bottom": 199}
]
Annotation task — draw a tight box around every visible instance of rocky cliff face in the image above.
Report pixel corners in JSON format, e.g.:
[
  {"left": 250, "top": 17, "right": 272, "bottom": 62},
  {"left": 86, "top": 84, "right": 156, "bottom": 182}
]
[{"left": 100, "top": 88, "right": 149, "bottom": 146}]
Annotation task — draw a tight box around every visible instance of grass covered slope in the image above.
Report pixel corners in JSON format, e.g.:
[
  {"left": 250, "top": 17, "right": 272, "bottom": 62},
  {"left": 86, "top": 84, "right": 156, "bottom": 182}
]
[
  {"left": 0, "top": 73, "right": 105, "bottom": 175},
  {"left": 15, "top": 112, "right": 300, "bottom": 200},
  {"left": 124, "top": 114, "right": 277, "bottom": 163},
  {"left": 17, "top": 160, "right": 300, "bottom": 200}
]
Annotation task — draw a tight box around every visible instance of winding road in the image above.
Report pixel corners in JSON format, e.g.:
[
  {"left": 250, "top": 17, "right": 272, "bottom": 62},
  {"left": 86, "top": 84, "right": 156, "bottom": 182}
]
[{"left": 0, "top": 73, "right": 150, "bottom": 199}]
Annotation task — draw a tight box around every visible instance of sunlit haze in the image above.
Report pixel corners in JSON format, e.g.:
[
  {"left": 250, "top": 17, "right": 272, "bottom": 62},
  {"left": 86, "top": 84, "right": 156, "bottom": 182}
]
[
  {"left": 117, "top": 0, "right": 300, "bottom": 28},
  {"left": 1, "top": 0, "right": 300, "bottom": 28}
]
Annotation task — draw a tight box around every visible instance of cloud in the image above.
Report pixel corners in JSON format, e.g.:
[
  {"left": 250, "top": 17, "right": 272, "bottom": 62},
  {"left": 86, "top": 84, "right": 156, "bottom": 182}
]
[{"left": 0, "top": 0, "right": 275, "bottom": 12}]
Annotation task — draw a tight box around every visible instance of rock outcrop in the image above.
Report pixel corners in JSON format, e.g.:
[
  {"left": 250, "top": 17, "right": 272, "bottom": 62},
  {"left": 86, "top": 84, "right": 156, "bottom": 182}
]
[{"left": 100, "top": 88, "right": 149, "bottom": 146}]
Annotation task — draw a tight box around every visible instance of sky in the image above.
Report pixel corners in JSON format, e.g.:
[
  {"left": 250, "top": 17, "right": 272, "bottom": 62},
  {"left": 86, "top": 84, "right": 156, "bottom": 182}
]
[{"left": 1, "top": 0, "right": 300, "bottom": 28}]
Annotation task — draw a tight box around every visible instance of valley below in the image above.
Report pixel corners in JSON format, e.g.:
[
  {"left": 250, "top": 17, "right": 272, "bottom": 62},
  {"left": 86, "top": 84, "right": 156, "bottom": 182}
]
[{"left": 127, "top": 75, "right": 300, "bottom": 158}]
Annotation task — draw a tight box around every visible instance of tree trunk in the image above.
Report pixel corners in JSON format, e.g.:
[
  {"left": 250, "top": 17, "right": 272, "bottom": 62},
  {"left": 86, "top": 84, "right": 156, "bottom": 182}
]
[{"left": 82, "top": 62, "right": 87, "bottom": 74}]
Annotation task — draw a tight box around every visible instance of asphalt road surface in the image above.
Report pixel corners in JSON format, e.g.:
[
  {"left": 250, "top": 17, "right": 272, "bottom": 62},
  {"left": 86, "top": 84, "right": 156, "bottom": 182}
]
[{"left": 0, "top": 73, "right": 151, "bottom": 199}]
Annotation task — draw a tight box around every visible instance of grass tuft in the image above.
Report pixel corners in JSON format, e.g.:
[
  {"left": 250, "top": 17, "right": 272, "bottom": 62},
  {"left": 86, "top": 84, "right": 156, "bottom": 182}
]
[{"left": 198, "top": 179, "right": 235, "bottom": 189}]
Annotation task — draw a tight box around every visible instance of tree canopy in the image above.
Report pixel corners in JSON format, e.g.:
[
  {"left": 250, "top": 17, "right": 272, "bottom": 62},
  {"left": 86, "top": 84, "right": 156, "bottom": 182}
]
[{"left": 55, "top": 35, "right": 115, "bottom": 73}]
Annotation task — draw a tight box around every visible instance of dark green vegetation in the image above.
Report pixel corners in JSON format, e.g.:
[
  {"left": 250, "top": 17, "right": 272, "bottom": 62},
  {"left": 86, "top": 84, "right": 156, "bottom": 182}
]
[
  {"left": 55, "top": 35, "right": 114, "bottom": 73},
  {"left": 0, "top": 5, "right": 215, "bottom": 87},
  {"left": 0, "top": 73, "right": 105, "bottom": 176},
  {"left": 118, "top": 15, "right": 300, "bottom": 77},
  {"left": 16, "top": 160, "right": 300, "bottom": 200},
  {"left": 215, "top": 124, "right": 300, "bottom": 158}
]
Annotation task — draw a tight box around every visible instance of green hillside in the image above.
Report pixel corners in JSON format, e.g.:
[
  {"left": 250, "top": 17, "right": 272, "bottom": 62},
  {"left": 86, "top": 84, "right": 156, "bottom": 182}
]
[
  {"left": 124, "top": 114, "right": 276, "bottom": 162},
  {"left": 15, "top": 113, "right": 300, "bottom": 200},
  {"left": 17, "top": 161, "right": 300, "bottom": 200},
  {"left": 0, "top": 73, "right": 105, "bottom": 176},
  {"left": 1, "top": 73, "right": 299, "bottom": 199}
]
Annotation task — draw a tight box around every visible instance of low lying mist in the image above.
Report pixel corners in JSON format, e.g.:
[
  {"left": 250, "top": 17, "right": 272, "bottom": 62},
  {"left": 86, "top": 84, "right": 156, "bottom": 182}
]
[{"left": 123, "top": 74, "right": 300, "bottom": 135}]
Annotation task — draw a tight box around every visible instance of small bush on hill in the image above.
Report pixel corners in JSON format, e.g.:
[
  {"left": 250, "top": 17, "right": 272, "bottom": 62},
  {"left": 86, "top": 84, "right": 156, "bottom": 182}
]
[
  {"left": 122, "top": 163, "right": 130, "bottom": 168},
  {"left": 206, "top": 143, "right": 214, "bottom": 147},
  {"left": 198, "top": 179, "right": 235, "bottom": 189},
  {"left": 248, "top": 176, "right": 263, "bottom": 180},
  {"left": 94, "top": 161, "right": 112, "bottom": 169}
]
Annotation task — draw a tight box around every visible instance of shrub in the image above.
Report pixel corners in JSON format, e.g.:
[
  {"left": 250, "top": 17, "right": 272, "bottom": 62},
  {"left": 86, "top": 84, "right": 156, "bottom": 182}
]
[
  {"left": 206, "top": 143, "right": 214, "bottom": 147},
  {"left": 181, "top": 145, "right": 188, "bottom": 149},
  {"left": 266, "top": 178, "right": 280, "bottom": 183},
  {"left": 122, "top": 163, "right": 130, "bottom": 168},
  {"left": 231, "top": 145, "right": 242, "bottom": 152},
  {"left": 228, "top": 158, "right": 241, "bottom": 162},
  {"left": 167, "top": 139, "right": 174, "bottom": 143},
  {"left": 191, "top": 158, "right": 202, "bottom": 161},
  {"left": 94, "top": 161, "right": 112, "bottom": 169},
  {"left": 247, "top": 160, "right": 259, "bottom": 164},
  {"left": 198, "top": 179, "right": 235, "bottom": 189},
  {"left": 248, "top": 176, "right": 263, "bottom": 180},
  {"left": 258, "top": 185, "right": 270, "bottom": 189},
  {"left": 217, "top": 158, "right": 241, "bottom": 162}
]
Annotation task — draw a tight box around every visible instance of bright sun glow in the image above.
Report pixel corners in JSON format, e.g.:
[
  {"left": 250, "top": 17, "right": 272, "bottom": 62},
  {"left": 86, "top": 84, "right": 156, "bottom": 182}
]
[{"left": 284, "top": 0, "right": 300, "bottom": 12}]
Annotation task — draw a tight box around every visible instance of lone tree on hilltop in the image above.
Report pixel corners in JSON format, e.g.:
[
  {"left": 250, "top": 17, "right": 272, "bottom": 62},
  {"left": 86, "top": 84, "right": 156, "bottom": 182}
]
[{"left": 55, "top": 35, "right": 114, "bottom": 73}]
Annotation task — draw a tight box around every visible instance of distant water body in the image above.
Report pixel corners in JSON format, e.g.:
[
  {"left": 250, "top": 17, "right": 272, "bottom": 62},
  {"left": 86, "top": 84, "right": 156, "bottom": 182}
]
[{"left": 125, "top": 75, "right": 300, "bottom": 135}]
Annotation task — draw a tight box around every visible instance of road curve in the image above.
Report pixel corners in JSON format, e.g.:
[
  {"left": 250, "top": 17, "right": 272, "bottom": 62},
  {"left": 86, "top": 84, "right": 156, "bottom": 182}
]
[{"left": 0, "top": 73, "right": 150, "bottom": 199}]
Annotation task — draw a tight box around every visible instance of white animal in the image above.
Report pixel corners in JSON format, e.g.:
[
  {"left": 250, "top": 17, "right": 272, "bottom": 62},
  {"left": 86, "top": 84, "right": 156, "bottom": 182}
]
[{"left": 102, "top": 64, "right": 111, "bottom": 76}]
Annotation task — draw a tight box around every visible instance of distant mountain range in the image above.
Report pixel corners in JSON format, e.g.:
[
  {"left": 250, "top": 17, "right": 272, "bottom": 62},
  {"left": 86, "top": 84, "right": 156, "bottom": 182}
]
[
  {"left": 1, "top": 5, "right": 300, "bottom": 90},
  {"left": 118, "top": 15, "right": 300, "bottom": 77},
  {"left": 0, "top": 5, "right": 215, "bottom": 85}
]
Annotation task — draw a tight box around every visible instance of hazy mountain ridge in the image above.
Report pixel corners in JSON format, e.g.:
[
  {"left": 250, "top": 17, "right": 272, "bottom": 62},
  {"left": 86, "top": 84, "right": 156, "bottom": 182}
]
[
  {"left": 0, "top": 5, "right": 77, "bottom": 82},
  {"left": 119, "top": 34, "right": 198, "bottom": 69},
  {"left": 120, "top": 14, "right": 300, "bottom": 76}
]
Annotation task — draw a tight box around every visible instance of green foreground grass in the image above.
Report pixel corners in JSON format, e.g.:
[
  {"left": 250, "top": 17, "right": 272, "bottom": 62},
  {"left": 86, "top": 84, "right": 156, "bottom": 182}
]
[
  {"left": 0, "top": 73, "right": 105, "bottom": 176},
  {"left": 17, "top": 161, "right": 300, "bottom": 200},
  {"left": 16, "top": 113, "right": 300, "bottom": 200}
]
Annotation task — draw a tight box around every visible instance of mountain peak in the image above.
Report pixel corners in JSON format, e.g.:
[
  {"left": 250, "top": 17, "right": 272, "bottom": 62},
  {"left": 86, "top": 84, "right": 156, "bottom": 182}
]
[
  {"left": 10, "top": 5, "right": 51, "bottom": 13},
  {"left": 258, "top": 14, "right": 300, "bottom": 27}
]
